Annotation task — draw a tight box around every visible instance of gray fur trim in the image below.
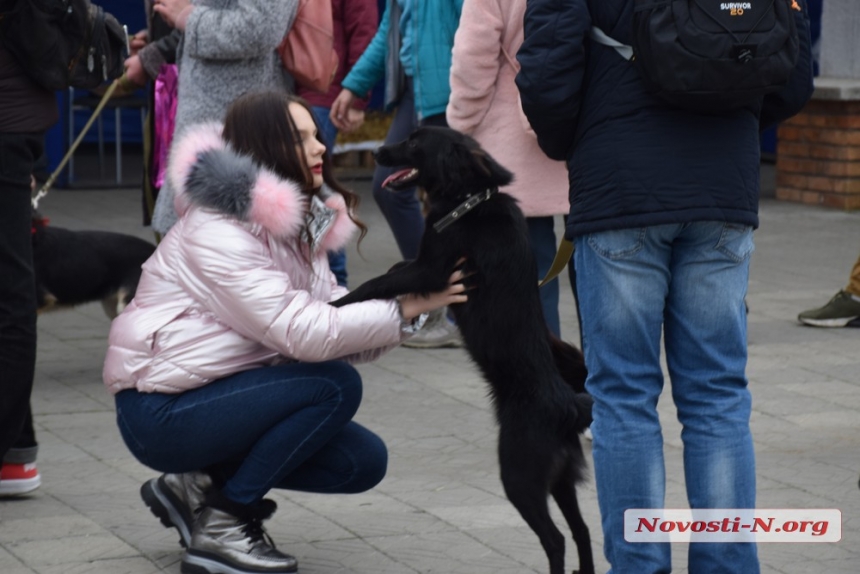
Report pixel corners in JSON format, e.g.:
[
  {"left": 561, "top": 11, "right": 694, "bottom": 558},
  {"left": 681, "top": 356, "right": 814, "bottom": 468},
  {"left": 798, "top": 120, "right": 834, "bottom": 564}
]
[{"left": 184, "top": 148, "right": 256, "bottom": 220}]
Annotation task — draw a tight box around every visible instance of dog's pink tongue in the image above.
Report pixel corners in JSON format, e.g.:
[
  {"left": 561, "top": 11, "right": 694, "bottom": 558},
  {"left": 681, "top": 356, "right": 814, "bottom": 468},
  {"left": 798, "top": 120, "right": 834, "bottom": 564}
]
[{"left": 382, "top": 168, "right": 414, "bottom": 189}]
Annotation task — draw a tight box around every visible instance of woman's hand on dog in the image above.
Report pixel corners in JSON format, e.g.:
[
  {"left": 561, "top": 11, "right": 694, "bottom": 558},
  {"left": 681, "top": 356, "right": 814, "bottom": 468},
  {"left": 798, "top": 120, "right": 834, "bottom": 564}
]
[{"left": 398, "top": 269, "right": 468, "bottom": 320}]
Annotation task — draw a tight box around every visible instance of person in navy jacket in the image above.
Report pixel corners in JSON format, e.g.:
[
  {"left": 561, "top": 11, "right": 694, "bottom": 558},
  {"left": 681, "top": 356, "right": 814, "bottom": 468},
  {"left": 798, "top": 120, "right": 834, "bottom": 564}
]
[{"left": 516, "top": 1, "right": 813, "bottom": 572}]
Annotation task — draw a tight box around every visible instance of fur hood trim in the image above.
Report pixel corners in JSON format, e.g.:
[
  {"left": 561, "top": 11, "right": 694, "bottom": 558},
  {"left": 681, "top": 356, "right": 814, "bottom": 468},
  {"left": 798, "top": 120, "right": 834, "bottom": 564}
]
[
  {"left": 168, "top": 123, "right": 305, "bottom": 241},
  {"left": 317, "top": 190, "right": 359, "bottom": 253}
]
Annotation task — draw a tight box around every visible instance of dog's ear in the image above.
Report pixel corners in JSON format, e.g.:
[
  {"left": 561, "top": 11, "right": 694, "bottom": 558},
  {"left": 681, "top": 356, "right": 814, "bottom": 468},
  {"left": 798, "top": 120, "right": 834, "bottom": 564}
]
[
  {"left": 470, "top": 148, "right": 513, "bottom": 188},
  {"left": 434, "top": 139, "right": 475, "bottom": 190}
]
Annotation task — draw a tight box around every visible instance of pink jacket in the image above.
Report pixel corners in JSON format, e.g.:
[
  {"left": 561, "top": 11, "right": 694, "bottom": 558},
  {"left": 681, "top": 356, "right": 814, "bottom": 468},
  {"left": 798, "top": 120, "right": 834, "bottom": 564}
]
[
  {"left": 103, "top": 123, "right": 408, "bottom": 395},
  {"left": 446, "top": 0, "right": 569, "bottom": 217}
]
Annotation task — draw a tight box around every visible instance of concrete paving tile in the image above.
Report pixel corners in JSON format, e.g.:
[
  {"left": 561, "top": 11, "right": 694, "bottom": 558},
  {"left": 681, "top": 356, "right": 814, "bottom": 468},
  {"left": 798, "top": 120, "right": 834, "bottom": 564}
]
[
  {"left": 405, "top": 482, "right": 505, "bottom": 509},
  {"left": 756, "top": 395, "right": 855, "bottom": 418},
  {"left": 36, "top": 556, "right": 171, "bottom": 574},
  {"left": 29, "top": 385, "right": 108, "bottom": 418},
  {"left": 0, "top": 515, "right": 104, "bottom": 543},
  {"left": 6, "top": 534, "right": 139, "bottom": 567},
  {"left": 290, "top": 537, "right": 418, "bottom": 574},
  {"left": 0, "top": 547, "right": 33, "bottom": 571},
  {"left": 35, "top": 413, "right": 127, "bottom": 462},
  {"left": 805, "top": 361, "right": 860, "bottom": 383},
  {"left": 466, "top": 522, "right": 602, "bottom": 574},
  {"left": 305, "top": 498, "right": 452, "bottom": 539},
  {"left": 784, "top": 409, "right": 860, "bottom": 430},
  {"left": 256, "top": 494, "right": 356, "bottom": 543},
  {"left": 141, "top": 553, "right": 183, "bottom": 573},
  {"left": 0, "top": 494, "right": 77, "bottom": 522},
  {"left": 758, "top": 542, "right": 859, "bottom": 573},
  {"left": 366, "top": 531, "right": 536, "bottom": 573},
  {"left": 109, "top": 520, "right": 186, "bottom": 555}
]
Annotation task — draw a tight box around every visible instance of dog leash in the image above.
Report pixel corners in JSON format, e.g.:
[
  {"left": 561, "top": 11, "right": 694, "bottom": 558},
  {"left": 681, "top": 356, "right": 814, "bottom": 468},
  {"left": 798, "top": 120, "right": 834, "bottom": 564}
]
[
  {"left": 32, "top": 78, "right": 122, "bottom": 210},
  {"left": 432, "top": 188, "right": 497, "bottom": 233},
  {"left": 538, "top": 237, "right": 575, "bottom": 287}
]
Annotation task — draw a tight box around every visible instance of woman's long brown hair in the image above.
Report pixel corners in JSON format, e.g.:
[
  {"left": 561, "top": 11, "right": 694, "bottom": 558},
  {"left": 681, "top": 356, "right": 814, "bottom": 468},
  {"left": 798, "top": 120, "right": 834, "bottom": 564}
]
[{"left": 221, "top": 90, "right": 368, "bottom": 246}]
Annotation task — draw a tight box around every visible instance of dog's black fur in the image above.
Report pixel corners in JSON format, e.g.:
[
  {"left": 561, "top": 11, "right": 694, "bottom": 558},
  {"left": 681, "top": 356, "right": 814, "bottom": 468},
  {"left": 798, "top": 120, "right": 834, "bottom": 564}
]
[
  {"left": 32, "top": 214, "right": 156, "bottom": 319},
  {"left": 331, "top": 127, "right": 594, "bottom": 574}
]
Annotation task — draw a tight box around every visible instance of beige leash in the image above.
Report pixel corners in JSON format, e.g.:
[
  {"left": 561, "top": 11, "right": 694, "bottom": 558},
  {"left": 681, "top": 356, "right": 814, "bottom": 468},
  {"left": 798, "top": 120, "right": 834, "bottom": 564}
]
[
  {"left": 538, "top": 237, "right": 574, "bottom": 287},
  {"left": 32, "top": 79, "right": 121, "bottom": 209}
]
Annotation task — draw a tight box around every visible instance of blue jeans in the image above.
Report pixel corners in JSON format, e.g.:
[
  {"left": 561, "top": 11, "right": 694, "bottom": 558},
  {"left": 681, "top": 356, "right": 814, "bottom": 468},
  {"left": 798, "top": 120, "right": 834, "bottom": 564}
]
[
  {"left": 574, "top": 222, "right": 758, "bottom": 574},
  {"left": 115, "top": 362, "right": 387, "bottom": 505},
  {"left": 311, "top": 105, "right": 348, "bottom": 287}
]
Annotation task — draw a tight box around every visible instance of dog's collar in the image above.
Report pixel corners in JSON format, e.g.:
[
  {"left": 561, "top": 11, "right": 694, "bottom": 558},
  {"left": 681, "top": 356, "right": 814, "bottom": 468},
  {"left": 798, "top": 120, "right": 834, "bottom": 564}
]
[{"left": 433, "top": 188, "right": 497, "bottom": 233}]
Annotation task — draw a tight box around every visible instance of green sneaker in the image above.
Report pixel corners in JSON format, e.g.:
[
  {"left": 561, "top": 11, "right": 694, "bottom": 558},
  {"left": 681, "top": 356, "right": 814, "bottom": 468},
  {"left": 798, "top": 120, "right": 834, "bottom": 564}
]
[{"left": 797, "top": 290, "right": 860, "bottom": 327}]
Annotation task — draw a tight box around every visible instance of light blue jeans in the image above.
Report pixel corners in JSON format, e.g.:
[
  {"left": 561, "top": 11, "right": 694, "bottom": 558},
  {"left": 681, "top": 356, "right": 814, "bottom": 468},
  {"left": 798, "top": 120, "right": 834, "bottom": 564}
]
[{"left": 574, "top": 222, "right": 758, "bottom": 574}]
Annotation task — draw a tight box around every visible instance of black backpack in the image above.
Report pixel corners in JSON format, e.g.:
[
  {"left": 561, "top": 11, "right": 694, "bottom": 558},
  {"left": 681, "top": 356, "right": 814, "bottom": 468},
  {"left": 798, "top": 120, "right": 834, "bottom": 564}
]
[
  {"left": 0, "top": 0, "right": 127, "bottom": 91},
  {"left": 593, "top": 0, "right": 802, "bottom": 113}
]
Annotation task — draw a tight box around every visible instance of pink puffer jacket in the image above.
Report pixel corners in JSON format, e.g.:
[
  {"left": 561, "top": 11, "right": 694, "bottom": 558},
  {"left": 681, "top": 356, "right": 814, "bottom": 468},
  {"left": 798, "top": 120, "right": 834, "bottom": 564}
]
[
  {"left": 446, "top": 0, "right": 569, "bottom": 217},
  {"left": 103, "top": 123, "right": 408, "bottom": 395}
]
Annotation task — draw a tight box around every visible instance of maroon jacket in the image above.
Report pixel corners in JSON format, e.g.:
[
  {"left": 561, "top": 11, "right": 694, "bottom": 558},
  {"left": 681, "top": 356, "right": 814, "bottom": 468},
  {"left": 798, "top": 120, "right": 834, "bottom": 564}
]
[{"left": 297, "top": 0, "right": 378, "bottom": 109}]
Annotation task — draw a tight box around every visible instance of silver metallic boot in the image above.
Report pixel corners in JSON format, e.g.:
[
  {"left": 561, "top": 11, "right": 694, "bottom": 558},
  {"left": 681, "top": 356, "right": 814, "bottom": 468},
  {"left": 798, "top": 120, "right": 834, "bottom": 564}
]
[
  {"left": 181, "top": 497, "right": 298, "bottom": 574},
  {"left": 141, "top": 471, "right": 213, "bottom": 548}
]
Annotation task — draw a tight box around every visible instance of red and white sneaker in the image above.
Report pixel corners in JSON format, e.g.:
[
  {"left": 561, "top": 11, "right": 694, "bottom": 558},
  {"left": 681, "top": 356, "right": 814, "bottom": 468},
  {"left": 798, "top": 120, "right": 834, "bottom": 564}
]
[{"left": 0, "top": 462, "right": 41, "bottom": 496}]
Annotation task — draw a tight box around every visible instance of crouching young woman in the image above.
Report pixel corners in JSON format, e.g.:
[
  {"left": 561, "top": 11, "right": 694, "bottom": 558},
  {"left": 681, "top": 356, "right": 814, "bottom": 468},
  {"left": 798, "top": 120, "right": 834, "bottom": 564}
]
[{"left": 103, "top": 91, "right": 465, "bottom": 574}]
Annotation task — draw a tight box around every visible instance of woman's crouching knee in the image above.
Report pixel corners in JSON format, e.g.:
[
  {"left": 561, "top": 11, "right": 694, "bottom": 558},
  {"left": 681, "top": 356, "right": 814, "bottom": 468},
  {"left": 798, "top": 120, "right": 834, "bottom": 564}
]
[{"left": 342, "top": 425, "right": 388, "bottom": 493}]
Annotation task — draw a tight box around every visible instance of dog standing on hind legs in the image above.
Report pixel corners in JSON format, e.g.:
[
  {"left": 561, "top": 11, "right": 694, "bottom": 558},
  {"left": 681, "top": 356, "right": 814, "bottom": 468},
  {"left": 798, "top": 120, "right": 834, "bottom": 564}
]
[{"left": 330, "top": 126, "right": 595, "bottom": 574}]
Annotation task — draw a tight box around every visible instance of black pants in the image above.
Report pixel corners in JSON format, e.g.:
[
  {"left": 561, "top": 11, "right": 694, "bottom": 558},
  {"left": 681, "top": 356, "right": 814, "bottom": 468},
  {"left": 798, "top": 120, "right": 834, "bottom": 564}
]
[{"left": 0, "top": 132, "right": 42, "bottom": 463}]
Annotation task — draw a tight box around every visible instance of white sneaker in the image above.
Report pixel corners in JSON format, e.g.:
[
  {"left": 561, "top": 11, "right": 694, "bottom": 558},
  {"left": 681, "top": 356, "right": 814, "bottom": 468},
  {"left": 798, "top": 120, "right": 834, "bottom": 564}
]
[{"left": 402, "top": 309, "right": 462, "bottom": 349}]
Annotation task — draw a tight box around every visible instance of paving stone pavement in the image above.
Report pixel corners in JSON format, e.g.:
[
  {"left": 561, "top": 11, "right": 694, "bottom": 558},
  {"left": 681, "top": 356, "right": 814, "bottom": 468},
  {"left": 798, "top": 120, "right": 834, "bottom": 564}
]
[{"left": 1, "top": 168, "right": 858, "bottom": 574}]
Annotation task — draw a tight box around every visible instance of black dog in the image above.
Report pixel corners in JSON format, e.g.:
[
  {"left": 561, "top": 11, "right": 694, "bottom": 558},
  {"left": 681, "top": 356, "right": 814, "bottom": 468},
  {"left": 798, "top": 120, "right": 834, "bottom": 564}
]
[
  {"left": 331, "top": 127, "right": 594, "bottom": 574},
  {"left": 32, "top": 214, "right": 156, "bottom": 319}
]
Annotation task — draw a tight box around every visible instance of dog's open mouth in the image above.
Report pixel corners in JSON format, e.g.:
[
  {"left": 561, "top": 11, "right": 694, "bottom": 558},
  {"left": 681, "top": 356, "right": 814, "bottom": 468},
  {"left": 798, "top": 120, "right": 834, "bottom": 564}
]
[{"left": 381, "top": 168, "right": 419, "bottom": 190}]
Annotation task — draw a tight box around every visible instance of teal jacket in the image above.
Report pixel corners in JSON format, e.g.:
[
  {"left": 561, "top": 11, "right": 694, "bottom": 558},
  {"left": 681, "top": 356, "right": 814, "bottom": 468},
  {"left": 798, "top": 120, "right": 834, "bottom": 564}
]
[{"left": 341, "top": 0, "right": 463, "bottom": 121}]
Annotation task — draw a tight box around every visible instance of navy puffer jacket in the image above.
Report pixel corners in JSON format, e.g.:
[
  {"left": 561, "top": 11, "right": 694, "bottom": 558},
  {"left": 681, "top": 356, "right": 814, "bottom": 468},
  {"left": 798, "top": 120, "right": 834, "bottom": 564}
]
[{"left": 515, "top": 0, "right": 813, "bottom": 238}]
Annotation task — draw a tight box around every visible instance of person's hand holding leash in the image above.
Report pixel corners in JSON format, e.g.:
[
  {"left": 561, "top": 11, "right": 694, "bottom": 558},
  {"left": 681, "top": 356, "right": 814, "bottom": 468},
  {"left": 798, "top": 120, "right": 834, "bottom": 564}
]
[{"left": 123, "top": 55, "right": 147, "bottom": 88}]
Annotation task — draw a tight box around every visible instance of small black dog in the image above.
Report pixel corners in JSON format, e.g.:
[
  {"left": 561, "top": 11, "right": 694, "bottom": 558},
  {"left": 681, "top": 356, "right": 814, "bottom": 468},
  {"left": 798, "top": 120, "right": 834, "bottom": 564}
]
[
  {"left": 32, "top": 213, "right": 156, "bottom": 319},
  {"left": 331, "top": 127, "right": 594, "bottom": 574}
]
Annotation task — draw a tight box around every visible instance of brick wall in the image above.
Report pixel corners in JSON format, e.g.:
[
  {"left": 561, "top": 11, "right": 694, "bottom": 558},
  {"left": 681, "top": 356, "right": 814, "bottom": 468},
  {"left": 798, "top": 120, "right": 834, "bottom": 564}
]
[{"left": 776, "top": 100, "right": 860, "bottom": 209}]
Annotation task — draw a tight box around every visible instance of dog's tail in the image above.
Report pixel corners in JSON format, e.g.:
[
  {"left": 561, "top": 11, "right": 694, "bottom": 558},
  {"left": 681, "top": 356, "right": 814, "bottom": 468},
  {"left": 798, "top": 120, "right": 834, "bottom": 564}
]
[{"left": 548, "top": 332, "right": 588, "bottom": 394}]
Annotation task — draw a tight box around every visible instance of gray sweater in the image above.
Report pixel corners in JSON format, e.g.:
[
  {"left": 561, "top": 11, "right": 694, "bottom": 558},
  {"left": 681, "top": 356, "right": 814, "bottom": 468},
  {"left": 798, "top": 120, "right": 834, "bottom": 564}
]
[{"left": 152, "top": 0, "right": 299, "bottom": 235}]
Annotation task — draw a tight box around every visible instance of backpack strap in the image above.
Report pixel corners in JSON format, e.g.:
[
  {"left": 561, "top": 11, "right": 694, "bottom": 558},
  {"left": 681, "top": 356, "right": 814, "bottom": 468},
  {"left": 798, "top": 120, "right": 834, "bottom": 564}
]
[{"left": 590, "top": 26, "right": 634, "bottom": 61}]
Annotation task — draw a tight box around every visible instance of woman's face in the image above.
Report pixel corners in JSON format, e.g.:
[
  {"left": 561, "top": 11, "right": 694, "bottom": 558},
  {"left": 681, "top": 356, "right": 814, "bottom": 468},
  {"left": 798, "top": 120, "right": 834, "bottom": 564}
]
[{"left": 288, "top": 102, "right": 326, "bottom": 189}]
